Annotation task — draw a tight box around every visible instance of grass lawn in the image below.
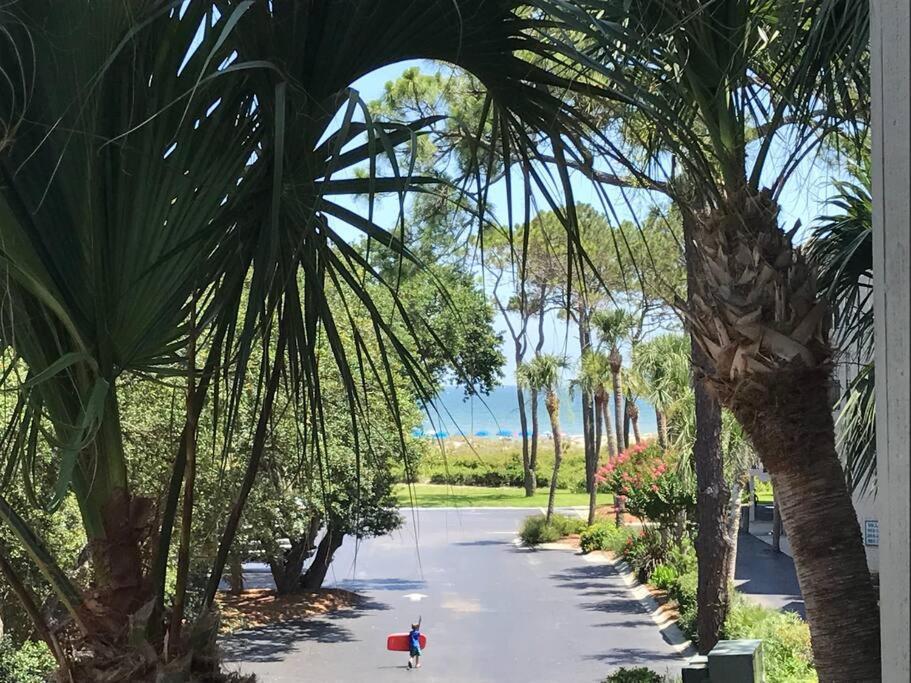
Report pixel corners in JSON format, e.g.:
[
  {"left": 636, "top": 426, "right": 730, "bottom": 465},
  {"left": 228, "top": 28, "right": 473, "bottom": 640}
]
[{"left": 394, "top": 483, "right": 611, "bottom": 508}]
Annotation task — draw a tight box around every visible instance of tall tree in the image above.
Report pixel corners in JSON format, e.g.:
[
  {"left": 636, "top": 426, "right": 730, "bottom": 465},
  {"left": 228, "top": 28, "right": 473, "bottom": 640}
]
[
  {"left": 0, "top": 2, "right": 624, "bottom": 677},
  {"left": 584, "top": 1, "right": 878, "bottom": 675}
]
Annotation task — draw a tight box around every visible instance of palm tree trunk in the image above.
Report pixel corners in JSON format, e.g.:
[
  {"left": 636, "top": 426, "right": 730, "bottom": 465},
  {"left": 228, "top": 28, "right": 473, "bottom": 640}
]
[
  {"left": 601, "top": 399, "right": 617, "bottom": 458},
  {"left": 744, "top": 379, "right": 880, "bottom": 681},
  {"left": 656, "top": 409, "right": 668, "bottom": 449},
  {"left": 685, "top": 188, "right": 880, "bottom": 678},
  {"left": 545, "top": 392, "right": 562, "bottom": 524},
  {"left": 627, "top": 397, "right": 642, "bottom": 444},
  {"left": 594, "top": 392, "right": 604, "bottom": 456},
  {"left": 611, "top": 364, "right": 625, "bottom": 451},
  {"left": 516, "top": 382, "right": 532, "bottom": 495},
  {"left": 527, "top": 390, "right": 540, "bottom": 495}
]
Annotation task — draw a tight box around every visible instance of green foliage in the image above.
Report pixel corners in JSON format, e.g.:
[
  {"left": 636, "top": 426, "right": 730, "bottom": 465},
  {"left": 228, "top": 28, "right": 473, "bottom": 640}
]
[
  {"left": 648, "top": 563, "right": 678, "bottom": 591},
  {"left": 724, "top": 597, "right": 817, "bottom": 683},
  {"left": 402, "top": 443, "right": 587, "bottom": 491},
  {"left": 0, "top": 637, "right": 55, "bottom": 683},
  {"left": 519, "top": 514, "right": 585, "bottom": 546},
  {"left": 668, "top": 569, "right": 699, "bottom": 642},
  {"left": 602, "top": 667, "right": 665, "bottom": 683},
  {"left": 579, "top": 521, "right": 634, "bottom": 554},
  {"left": 620, "top": 527, "right": 670, "bottom": 583}
]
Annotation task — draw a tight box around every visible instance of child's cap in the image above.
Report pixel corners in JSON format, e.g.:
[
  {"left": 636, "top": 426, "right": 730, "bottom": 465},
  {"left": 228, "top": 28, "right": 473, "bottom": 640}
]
[{"left": 411, "top": 623, "right": 419, "bottom": 630}]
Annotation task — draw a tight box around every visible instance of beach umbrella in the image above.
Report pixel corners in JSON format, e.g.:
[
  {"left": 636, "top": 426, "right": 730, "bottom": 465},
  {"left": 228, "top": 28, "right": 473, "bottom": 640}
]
[
  {"left": 411, "top": 427, "right": 425, "bottom": 437},
  {"left": 433, "top": 430, "right": 449, "bottom": 439},
  {"left": 496, "top": 429, "right": 513, "bottom": 438},
  {"left": 474, "top": 430, "right": 490, "bottom": 437}
]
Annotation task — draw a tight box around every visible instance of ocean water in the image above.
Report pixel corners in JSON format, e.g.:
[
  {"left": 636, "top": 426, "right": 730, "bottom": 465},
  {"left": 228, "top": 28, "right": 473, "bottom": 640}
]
[{"left": 419, "top": 384, "right": 657, "bottom": 438}]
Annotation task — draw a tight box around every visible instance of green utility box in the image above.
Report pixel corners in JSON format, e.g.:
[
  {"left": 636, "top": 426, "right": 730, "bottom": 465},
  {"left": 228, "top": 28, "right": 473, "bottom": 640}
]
[{"left": 707, "top": 639, "right": 764, "bottom": 682}]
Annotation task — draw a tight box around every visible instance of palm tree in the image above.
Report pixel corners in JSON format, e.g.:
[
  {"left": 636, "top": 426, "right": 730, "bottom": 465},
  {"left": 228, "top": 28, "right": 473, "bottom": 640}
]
[
  {"left": 518, "top": 355, "right": 568, "bottom": 523},
  {"left": 572, "top": 350, "right": 616, "bottom": 523},
  {"left": 632, "top": 335, "right": 691, "bottom": 449},
  {"left": 808, "top": 155, "right": 875, "bottom": 494},
  {"left": 584, "top": 1, "right": 877, "bottom": 674},
  {"left": 0, "top": 2, "right": 620, "bottom": 677},
  {"left": 592, "top": 310, "right": 636, "bottom": 450}
]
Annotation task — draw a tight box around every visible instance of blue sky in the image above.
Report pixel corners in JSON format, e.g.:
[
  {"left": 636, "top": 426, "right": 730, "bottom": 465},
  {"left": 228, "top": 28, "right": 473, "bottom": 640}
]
[{"left": 338, "top": 61, "right": 848, "bottom": 381}]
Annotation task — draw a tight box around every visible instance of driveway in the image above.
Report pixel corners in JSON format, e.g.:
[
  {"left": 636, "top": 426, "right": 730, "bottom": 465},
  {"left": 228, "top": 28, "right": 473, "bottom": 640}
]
[{"left": 223, "top": 508, "right": 686, "bottom": 682}]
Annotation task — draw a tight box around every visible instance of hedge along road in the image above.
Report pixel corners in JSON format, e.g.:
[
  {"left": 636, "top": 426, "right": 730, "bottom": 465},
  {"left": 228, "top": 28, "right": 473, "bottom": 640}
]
[{"left": 223, "top": 508, "right": 686, "bottom": 682}]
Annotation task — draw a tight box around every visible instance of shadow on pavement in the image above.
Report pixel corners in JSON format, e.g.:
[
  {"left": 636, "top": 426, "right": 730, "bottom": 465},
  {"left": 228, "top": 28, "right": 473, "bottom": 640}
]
[
  {"left": 221, "top": 595, "right": 390, "bottom": 663},
  {"left": 221, "top": 619, "right": 355, "bottom": 663},
  {"left": 586, "top": 647, "right": 683, "bottom": 664},
  {"left": 451, "top": 539, "right": 512, "bottom": 547}
]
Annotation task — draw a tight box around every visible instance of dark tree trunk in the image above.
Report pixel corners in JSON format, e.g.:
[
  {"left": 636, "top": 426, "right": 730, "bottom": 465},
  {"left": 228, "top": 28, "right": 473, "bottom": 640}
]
[
  {"left": 691, "top": 363, "right": 731, "bottom": 654},
  {"left": 684, "top": 209, "right": 733, "bottom": 655},
  {"left": 271, "top": 538, "right": 311, "bottom": 595},
  {"left": 228, "top": 552, "right": 244, "bottom": 595},
  {"left": 300, "top": 527, "right": 345, "bottom": 592},
  {"left": 527, "top": 390, "right": 540, "bottom": 495},
  {"left": 623, "top": 406, "right": 631, "bottom": 449}
]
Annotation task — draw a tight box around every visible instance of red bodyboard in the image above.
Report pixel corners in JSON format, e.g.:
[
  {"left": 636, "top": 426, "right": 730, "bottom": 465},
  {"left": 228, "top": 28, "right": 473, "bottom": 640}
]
[{"left": 387, "top": 633, "right": 427, "bottom": 652}]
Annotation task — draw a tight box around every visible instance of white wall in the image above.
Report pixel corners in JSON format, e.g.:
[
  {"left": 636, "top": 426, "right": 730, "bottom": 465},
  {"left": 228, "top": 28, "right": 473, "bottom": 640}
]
[{"left": 871, "top": 1, "right": 910, "bottom": 679}]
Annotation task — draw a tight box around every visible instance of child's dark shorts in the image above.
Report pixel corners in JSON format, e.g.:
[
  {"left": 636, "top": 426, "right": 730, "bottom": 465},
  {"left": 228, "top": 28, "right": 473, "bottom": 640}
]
[{"left": 410, "top": 646, "right": 421, "bottom": 657}]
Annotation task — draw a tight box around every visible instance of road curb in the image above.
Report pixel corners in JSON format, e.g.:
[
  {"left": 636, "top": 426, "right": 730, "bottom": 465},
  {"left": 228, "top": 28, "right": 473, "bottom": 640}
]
[{"left": 594, "top": 552, "right": 696, "bottom": 658}]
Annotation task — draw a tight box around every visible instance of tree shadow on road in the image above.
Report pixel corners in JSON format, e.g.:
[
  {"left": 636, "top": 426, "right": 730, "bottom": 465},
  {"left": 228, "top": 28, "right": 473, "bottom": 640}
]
[
  {"left": 585, "top": 647, "right": 683, "bottom": 666},
  {"left": 221, "top": 595, "right": 390, "bottom": 663}
]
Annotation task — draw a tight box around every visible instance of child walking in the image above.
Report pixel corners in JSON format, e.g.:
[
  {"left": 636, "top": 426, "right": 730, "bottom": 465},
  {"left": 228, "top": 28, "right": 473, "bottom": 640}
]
[{"left": 407, "top": 617, "right": 422, "bottom": 669}]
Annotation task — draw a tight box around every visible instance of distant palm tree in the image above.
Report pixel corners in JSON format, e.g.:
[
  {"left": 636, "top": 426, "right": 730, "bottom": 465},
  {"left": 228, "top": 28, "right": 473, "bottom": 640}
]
[
  {"left": 572, "top": 351, "right": 616, "bottom": 523},
  {"left": 632, "top": 335, "right": 691, "bottom": 449},
  {"left": 518, "top": 355, "right": 568, "bottom": 523},
  {"left": 592, "top": 310, "right": 636, "bottom": 449}
]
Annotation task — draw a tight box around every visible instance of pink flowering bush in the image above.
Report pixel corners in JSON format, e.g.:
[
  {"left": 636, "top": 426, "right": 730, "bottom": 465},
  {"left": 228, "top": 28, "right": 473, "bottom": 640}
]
[{"left": 596, "top": 441, "right": 695, "bottom": 531}]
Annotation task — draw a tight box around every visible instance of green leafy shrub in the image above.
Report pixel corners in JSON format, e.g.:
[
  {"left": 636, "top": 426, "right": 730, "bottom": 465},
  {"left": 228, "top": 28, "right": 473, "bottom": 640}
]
[
  {"left": 580, "top": 521, "right": 635, "bottom": 553},
  {"left": 666, "top": 537, "right": 696, "bottom": 575},
  {"left": 668, "top": 568, "right": 699, "bottom": 641},
  {"left": 724, "top": 597, "right": 817, "bottom": 682},
  {"left": 602, "top": 667, "right": 665, "bottom": 682},
  {"left": 621, "top": 527, "right": 669, "bottom": 582},
  {"left": 649, "top": 563, "right": 679, "bottom": 591},
  {"left": 519, "top": 513, "right": 585, "bottom": 545},
  {"left": 0, "top": 637, "right": 55, "bottom": 683}
]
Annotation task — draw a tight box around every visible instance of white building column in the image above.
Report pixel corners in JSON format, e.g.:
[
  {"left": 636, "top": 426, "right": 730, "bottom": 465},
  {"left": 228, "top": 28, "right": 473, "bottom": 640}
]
[{"left": 871, "top": 1, "right": 910, "bottom": 679}]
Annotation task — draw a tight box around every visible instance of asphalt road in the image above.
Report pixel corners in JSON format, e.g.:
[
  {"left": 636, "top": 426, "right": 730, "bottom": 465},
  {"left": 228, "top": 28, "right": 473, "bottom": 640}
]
[{"left": 223, "top": 508, "right": 686, "bottom": 682}]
